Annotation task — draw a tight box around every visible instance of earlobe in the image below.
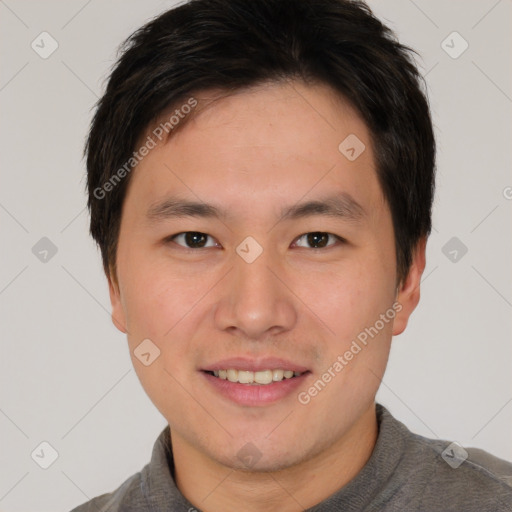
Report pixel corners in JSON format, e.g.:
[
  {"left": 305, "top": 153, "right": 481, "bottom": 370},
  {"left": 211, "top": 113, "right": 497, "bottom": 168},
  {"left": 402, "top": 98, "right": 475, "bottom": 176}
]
[
  {"left": 107, "top": 272, "right": 128, "bottom": 334},
  {"left": 392, "top": 237, "right": 427, "bottom": 336}
]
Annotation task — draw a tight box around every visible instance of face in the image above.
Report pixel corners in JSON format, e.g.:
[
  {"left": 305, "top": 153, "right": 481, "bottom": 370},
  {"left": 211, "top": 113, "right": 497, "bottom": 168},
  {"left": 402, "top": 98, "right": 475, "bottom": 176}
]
[{"left": 109, "top": 80, "right": 424, "bottom": 472}]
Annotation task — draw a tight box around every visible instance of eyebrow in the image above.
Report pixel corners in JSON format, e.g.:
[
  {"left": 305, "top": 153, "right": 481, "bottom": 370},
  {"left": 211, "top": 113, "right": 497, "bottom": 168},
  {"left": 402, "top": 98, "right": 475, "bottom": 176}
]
[{"left": 145, "top": 192, "right": 366, "bottom": 225}]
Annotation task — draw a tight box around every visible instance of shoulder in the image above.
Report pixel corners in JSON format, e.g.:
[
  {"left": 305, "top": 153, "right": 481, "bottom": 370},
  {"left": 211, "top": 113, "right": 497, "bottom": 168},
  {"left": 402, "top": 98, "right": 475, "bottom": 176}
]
[
  {"left": 375, "top": 405, "right": 512, "bottom": 511},
  {"left": 68, "top": 424, "right": 184, "bottom": 511},
  {"left": 404, "top": 429, "right": 512, "bottom": 511},
  {"left": 69, "top": 471, "right": 146, "bottom": 512}
]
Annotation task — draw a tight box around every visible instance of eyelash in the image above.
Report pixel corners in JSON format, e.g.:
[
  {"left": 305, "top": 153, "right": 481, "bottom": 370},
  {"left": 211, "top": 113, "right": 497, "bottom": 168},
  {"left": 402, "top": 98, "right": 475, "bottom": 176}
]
[{"left": 165, "top": 231, "right": 346, "bottom": 251}]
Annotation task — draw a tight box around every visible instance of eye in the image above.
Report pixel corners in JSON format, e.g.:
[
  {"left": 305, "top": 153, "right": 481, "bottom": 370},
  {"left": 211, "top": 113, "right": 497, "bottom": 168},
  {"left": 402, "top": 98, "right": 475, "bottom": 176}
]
[
  {"left": 167, "top": 231, "right": 219, "bottom": 249},
  {"left": 293, "top": 232, "right": 344, "bottom": 249}
]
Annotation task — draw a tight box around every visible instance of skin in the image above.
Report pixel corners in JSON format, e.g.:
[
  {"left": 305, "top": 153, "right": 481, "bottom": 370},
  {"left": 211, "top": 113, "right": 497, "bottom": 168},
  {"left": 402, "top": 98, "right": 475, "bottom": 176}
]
[{"left": 108, "top": 80, "right": 426, "bottom": 511}]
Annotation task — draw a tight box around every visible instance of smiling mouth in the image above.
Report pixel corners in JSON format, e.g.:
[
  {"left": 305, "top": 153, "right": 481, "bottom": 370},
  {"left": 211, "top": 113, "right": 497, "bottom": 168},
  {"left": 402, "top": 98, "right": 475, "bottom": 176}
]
[{"left": 203, "top": 369, "right": 308, "bottom": 385}]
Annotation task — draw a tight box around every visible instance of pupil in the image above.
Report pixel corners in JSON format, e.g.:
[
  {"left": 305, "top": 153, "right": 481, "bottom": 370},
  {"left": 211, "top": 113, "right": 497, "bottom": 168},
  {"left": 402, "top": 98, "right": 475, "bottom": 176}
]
[
  {"left": 186, "top": 232, "right": 207, "bottom": 248},
  {"left": 307, "top": 232, "right": 328, "bottom": 248}
]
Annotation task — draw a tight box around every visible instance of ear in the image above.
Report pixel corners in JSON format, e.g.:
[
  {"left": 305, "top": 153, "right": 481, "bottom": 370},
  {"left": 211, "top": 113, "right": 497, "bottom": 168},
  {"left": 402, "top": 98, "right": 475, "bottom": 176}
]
[
  {"left": 107, "top": 270, "right": 128, "bottom": 334},
  {"left": 392, "top": 236, "right": 427, "bottom": 336}
]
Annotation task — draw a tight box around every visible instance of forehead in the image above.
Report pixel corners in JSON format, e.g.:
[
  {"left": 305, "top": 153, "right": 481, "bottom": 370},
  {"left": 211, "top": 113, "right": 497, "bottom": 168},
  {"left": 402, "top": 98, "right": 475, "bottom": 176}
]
[{"left": 124, "top": 80, "right": 385, "bottom": 224}]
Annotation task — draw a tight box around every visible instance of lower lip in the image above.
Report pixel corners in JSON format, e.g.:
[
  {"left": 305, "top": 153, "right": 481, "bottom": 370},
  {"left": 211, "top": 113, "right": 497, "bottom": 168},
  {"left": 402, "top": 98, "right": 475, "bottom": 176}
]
[{"left": 201, "top": 371, "right": 311, "bottom": 406}]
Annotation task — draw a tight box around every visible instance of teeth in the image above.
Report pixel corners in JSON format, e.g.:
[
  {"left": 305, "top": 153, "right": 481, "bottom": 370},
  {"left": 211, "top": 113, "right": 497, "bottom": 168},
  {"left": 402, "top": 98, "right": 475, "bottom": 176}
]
[
  {"left": 227, "top": 369, "right": 238, "bottom": 382},
  {"left": 272, "top": 369, "right": 284, "bottom": 381},
  {"left": 254, "top": 370, "right": 273, "bottom": 384},
  {"left": 210, "top": 368, "right": 303, "bottom": 385},
  {"left": 237, "top": 370, "right": 254, "bottom": 384}
]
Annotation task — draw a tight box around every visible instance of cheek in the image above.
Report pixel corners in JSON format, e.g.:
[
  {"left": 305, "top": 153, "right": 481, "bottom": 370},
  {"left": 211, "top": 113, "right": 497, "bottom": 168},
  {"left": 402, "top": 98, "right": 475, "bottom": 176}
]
[
  {"left": 118, "top": 250, "right": 190, "bottom": 346},
  {"left": 119, "top": 262, "right": 199, "bottom": 416},
  {"left": 305, "top": 255, "right": 394, "bottom": 342}
]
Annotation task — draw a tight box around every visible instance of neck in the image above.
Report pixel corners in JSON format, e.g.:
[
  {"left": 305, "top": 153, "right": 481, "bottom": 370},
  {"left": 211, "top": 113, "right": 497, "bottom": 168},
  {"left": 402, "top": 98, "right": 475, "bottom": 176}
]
[{"left": 171, "top": 404, "right": 378, "bottom": 512}]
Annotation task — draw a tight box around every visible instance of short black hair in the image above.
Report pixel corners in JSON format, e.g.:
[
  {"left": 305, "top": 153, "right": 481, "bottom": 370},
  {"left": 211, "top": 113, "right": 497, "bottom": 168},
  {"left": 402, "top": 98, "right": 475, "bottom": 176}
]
[{"left": 85, "top": 0, "right": 436, "bottom": 287}]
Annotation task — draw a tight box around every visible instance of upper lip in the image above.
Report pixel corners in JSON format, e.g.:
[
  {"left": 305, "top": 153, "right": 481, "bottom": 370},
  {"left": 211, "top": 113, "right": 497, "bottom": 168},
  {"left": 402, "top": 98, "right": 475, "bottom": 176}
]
[{"left": 201, "top": 357, "right": 310, "bottom": 373}]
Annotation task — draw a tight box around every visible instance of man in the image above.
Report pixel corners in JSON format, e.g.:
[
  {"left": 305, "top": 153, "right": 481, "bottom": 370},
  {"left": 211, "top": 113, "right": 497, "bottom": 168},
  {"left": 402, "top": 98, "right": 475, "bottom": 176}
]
[{"left": 73, "top": 0, "right": 512, "bottom": 510}]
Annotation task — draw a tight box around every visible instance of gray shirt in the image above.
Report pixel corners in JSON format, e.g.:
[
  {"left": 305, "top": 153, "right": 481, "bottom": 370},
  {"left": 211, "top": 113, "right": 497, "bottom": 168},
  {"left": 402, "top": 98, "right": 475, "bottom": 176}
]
[{"left": 70, "top": 404, "right": 512, "bottom": 511}]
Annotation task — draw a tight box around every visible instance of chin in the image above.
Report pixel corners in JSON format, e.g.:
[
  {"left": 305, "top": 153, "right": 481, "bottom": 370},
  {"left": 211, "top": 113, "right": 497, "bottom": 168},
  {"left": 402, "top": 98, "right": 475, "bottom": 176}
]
[{"left": 203, "top": 431, "right": 304, "bottom": 472}]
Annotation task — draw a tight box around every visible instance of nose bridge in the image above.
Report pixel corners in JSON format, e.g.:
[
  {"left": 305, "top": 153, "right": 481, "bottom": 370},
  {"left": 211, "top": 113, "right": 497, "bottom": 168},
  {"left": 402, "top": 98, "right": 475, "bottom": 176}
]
[
  {"left": 214, "top": 239, "right": 297, "bottom": 338},
  {"left": 235, "top": 244, "right": 278, "bottom": 300}
]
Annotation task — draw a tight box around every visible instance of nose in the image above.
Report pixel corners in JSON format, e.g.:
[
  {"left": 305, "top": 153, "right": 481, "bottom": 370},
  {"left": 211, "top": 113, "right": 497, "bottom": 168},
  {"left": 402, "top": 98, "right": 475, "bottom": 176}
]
[{"left": 214, "top": 245, "right": 298, "bottom": 340}]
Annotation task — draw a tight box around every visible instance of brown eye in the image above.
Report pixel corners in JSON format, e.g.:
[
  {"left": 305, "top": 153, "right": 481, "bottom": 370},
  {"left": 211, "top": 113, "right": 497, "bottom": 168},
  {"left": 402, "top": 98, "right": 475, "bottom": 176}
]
[
  {"left": 169, "top": 231, "right": 217, "bottom": 249},
  {"left": 294, "top": 232, "right": 343, "bottom": 249}
]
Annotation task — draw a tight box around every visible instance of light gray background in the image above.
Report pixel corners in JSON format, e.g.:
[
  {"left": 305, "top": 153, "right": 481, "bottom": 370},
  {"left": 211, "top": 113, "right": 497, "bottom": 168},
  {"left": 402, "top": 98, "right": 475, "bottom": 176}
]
[{"left": 0, "top": 1, "right": 511, "bottom": 510}]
